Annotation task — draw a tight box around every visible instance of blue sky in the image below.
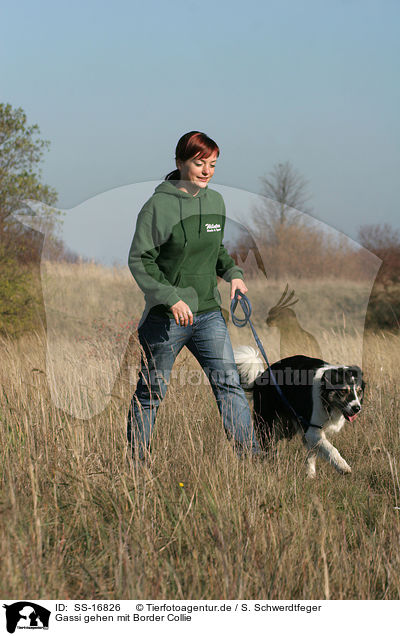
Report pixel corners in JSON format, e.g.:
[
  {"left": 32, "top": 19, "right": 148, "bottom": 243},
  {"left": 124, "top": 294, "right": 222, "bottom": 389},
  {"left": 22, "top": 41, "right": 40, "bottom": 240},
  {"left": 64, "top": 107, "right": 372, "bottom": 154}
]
[{"left": 2, "top": 0, "right": 399, "bottom": 259}]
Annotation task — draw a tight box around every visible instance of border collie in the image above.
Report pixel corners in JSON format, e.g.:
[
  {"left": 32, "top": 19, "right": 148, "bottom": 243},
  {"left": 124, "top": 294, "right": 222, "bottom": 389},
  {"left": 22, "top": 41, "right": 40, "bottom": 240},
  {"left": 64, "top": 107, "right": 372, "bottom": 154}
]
[{"left": 234, "top": 346, "right": 365, "bottom": 477}]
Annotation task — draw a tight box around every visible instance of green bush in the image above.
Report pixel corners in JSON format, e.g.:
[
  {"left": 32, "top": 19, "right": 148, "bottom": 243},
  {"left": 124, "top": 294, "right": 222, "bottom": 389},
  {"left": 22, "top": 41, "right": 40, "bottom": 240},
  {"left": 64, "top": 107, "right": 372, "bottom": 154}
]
[{"left": 0, "top": 244, "right": 44, "bottom": 337}]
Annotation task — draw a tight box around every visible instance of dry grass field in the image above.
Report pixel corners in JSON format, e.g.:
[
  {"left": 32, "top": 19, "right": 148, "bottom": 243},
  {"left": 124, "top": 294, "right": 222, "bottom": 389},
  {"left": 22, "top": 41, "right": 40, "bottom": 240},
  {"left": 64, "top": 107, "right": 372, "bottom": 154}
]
[{"left": 0, "top": 262, "right": 399, "bottom": 599}]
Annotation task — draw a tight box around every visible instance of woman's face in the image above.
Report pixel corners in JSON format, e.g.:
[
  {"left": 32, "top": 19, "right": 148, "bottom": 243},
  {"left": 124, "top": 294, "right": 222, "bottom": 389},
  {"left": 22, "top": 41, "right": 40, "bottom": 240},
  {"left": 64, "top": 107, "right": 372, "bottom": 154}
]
[{"left": 176, "top": 151, "right": 218, "bottom": 191}]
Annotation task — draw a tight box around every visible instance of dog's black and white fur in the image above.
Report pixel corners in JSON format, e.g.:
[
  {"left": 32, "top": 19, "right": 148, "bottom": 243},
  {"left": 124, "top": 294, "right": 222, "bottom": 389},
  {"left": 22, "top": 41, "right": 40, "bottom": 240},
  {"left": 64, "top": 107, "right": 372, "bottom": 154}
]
[{"left": 234, "top": 346, "right": 365, "bottom": 477}]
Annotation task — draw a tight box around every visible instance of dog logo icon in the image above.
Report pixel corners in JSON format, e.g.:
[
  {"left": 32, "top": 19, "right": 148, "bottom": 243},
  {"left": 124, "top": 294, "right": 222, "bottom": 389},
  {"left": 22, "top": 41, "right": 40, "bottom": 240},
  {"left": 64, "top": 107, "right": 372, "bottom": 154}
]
[{"left": 3, "top": 602, "right": 51, "bottom": 633}]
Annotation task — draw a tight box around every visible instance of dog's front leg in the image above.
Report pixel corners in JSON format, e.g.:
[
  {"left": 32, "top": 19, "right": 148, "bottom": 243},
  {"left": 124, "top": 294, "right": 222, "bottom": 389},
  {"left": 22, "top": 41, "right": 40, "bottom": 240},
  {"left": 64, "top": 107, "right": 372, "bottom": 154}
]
[
  {"left": 300, "top": 434, "right": 318, "bottom": 478},
  {"left": 304, "top": 427, "right": 351, "bottom": 474},
  {"left": 305, "top": 449, "right": 318, "bottom": 478}
]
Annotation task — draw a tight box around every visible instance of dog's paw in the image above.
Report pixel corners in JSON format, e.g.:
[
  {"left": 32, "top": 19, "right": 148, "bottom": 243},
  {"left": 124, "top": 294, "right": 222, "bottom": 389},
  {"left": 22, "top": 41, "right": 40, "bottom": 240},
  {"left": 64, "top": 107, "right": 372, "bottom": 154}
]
[
  {"left": 336, "top": 461, "right": 352, "bottom": 475},
  {"left": 305, "top": 459, "right": 317, "bottom": 478}
]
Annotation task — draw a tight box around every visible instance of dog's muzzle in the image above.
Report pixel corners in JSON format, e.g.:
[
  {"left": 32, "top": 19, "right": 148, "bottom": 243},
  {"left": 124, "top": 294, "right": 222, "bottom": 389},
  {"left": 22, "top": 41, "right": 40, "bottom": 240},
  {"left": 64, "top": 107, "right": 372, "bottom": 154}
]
[{"left": 343, "top": 404, "right": 361, "bottom": 422}]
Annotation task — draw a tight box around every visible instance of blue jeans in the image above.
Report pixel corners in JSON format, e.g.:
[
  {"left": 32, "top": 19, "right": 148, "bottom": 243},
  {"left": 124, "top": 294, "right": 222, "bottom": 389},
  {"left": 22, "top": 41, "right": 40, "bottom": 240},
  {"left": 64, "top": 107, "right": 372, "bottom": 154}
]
[{"left": 127, "top": 309, "right": 261, "bottom": 458}]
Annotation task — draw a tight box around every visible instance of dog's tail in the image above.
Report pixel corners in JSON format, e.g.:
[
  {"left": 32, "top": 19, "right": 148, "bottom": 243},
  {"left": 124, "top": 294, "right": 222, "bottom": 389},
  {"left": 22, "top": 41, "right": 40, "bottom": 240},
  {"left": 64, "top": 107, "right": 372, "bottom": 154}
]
[{"left": 234, "top": 345, "right": 265, "bottom": 389}]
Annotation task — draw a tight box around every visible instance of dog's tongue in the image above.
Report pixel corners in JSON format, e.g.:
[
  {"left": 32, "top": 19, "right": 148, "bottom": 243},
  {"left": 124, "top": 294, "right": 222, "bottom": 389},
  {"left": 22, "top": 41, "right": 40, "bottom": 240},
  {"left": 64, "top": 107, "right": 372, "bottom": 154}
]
[{"left": 346, "top": 413, "right": 358, "bottom": 422}]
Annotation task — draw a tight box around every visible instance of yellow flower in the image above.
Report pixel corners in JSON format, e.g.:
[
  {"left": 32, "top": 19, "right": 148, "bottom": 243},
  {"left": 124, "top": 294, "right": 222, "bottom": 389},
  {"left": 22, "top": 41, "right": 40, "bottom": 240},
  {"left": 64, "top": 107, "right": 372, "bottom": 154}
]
[{"left": 179, "top": 482, "right": 184, "bottom": 488}]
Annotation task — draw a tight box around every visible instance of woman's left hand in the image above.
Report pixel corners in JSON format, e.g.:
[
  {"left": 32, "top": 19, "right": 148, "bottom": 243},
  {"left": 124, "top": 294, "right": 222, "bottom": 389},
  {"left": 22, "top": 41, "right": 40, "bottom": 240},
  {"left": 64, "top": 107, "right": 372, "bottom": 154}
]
[{"left": 230, "top": 278, "right": 248, "bottom": 300}]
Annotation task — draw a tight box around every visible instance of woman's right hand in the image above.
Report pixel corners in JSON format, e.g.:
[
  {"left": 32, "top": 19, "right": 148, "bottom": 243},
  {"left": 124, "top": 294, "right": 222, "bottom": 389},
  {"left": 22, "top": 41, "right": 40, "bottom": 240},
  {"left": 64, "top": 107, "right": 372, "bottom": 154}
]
[{"left": 170, "top": 300, "right": 193, "bottom": 326}]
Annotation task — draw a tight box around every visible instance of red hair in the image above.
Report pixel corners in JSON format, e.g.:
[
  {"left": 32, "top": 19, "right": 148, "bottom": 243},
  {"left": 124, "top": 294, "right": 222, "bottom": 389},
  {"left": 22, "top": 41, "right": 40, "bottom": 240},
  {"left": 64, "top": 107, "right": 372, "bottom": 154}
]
[{"left": 165, "top": 131, "right": 219, "bottom": 181}]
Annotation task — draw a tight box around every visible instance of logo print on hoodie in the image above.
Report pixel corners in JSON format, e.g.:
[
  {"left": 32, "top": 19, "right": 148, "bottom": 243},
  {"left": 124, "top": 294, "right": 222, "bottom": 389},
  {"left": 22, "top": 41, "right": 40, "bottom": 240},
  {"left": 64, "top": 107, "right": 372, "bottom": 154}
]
[{"left": 205, "top": 223, "right": 221, "bottom": 232}]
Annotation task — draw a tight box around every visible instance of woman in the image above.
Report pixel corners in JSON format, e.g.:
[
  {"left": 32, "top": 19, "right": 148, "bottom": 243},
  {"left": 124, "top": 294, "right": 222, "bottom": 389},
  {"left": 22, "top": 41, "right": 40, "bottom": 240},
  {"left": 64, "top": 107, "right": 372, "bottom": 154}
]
[{"left": 127, "top": 131, "right": 261, "bottom": 459}]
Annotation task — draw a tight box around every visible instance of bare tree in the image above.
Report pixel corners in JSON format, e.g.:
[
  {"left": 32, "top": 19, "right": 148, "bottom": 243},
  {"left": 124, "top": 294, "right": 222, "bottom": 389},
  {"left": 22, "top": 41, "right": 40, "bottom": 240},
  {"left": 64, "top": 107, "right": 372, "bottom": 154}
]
[
  {"left": 358, "top": 223, "right": 400, "bottom": 287},
  {"left": 252, "top": 161, "right": 312, "bottom": 244},
  {"left": 358, "top": 223, "right": 400, "bottom": 253},
  {"left": 358, "top": 223, "right": 400, "bottom": 331}
]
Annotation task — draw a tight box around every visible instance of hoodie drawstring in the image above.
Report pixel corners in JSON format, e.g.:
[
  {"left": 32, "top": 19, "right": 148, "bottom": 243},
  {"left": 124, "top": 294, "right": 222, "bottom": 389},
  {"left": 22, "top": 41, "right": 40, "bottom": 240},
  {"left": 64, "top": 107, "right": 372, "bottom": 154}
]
[
  {"left": 198, "top": 197, "right": 202, "bottom": 237},
  {"left": 179, "top": 191, "right": 205, "bottom": 246},
  {"left": 179, "top": 197, "right": 187, "bottom": 247}
]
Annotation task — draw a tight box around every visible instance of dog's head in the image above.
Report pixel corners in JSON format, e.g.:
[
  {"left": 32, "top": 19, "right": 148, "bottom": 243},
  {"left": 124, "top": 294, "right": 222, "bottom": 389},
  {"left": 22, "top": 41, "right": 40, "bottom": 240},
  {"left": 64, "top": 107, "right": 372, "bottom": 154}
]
[{"left": 321, "top": 365, "right": 365, "bottom": 422}]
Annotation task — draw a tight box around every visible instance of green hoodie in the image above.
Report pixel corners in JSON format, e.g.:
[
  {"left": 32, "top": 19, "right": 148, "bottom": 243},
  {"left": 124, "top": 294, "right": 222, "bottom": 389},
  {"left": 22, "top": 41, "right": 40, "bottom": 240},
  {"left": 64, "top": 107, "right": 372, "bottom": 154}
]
[{"left": 128, "top": 180, "right": 244, "bottom": 317}]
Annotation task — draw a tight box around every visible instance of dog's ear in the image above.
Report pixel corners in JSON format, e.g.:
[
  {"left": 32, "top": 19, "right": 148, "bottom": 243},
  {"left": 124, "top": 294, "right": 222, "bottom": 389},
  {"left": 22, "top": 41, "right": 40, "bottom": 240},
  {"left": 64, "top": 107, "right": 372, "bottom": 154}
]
[
  {"left": 346, "top": 365, "right": 364, "bottom": 386},
  {"left": 322, "top": 368, "right": 345, "bottom": 389}
]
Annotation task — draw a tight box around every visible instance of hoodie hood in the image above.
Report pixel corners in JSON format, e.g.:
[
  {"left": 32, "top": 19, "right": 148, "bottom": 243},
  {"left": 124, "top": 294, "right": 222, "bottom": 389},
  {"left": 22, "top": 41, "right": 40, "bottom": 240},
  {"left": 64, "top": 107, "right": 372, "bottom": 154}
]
[{"left": 154, "top": 180, "right": 209, "bottom": 199}]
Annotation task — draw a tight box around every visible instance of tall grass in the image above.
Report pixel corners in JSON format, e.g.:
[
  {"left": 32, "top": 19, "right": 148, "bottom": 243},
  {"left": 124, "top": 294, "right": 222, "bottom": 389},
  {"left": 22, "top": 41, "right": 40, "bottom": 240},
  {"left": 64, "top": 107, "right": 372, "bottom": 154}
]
[{"left": 0, "top": 262, "right": 399, "bottom": 599}]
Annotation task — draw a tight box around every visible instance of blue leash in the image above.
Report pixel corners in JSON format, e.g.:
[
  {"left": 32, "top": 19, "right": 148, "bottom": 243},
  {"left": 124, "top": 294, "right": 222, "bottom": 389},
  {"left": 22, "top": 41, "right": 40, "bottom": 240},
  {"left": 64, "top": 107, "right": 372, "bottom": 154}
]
[{"left": 230, "top": 290, "right": 315, "bottom": 431}]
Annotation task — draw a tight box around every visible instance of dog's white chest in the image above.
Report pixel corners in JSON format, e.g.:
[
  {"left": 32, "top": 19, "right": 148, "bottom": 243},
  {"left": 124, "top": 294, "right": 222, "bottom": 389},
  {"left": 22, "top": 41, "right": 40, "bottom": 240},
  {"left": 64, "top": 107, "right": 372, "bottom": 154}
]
[{"left": 325, "top": 414, "right": 346, "bottom": 434}]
